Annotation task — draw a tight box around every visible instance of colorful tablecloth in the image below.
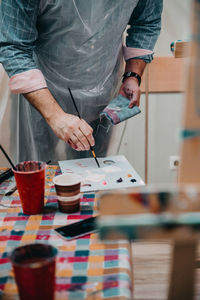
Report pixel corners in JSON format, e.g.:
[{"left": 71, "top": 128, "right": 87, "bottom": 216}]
[{"left": 0, "top": 166, "right": 133, "bottom": 300}]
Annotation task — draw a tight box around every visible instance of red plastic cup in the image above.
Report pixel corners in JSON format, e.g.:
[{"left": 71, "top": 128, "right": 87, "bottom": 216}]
[
  {"left": 13, "top": 161, "right": 46, "bottom": 215},
  {"left": 10, "top": 243, "right": 57, "bottom": 300}
]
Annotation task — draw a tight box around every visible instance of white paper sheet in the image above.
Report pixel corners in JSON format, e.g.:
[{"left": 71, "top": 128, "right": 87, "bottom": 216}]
[{"left": 58, "top": 155, "right": 144, "bottom": 193}]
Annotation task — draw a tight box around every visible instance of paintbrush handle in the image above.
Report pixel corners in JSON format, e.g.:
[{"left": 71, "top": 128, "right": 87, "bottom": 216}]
[
  {"left": 90, "top": 147, "right": 100, "bottom": 168},
  {"left": 68, "top": 88, "right": 100, "bottom": 168},
  {"left": 0, "top": 168, "right": 13, "bottom": 184},
  {"left": 0, "top": 144, "right": 16, "bottom": 170},
  {"left": 68, "top": 88, "right": 81, "bottom": 118},
  {"left": 5, "top": 185, "right": 17, "bottom": 196}
]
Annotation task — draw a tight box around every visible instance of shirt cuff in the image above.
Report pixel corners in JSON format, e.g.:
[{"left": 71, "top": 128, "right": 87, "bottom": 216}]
[
  {"left": 9, "top": 69, "right": 47, "bottom": 94},
  {"left": 123, "top": 45, "right": 153, "bottom": 61}
]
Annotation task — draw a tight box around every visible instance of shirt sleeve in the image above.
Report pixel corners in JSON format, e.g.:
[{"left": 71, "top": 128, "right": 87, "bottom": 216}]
[
  {"left": 124, "top": 0, "right": 163, "bottom": 63},
  {"left": 0, "top": 0, "right": 47, "bottom": 93}
]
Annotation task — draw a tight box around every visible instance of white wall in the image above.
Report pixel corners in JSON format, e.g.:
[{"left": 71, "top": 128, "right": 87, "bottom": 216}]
[
  {"left": 155, "top": 0, "right": 192, "bottom": 56},
  {"left": 117, "top": 0, "right": 192, "bottom": 184}
]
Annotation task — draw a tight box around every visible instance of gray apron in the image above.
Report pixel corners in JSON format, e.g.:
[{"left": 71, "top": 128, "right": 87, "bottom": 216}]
[{"left": 10, "top": 0, "right": 139, "bottom": 163}]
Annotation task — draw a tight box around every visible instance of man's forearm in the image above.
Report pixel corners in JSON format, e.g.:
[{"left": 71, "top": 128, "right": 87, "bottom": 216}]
[
  {"left": 23, "top": 87, "right": 95, "bottom": 151},
  {"left": 124, "top": 59, "right": 146, "bottom": 77},
  {"left": 23, "top": 88, "right": 65, "bottom": 123}
]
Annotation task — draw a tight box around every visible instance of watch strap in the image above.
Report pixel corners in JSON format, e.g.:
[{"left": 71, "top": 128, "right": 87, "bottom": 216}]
[{"left": 122, "top": 71, "right": 141, "bottom": 86}]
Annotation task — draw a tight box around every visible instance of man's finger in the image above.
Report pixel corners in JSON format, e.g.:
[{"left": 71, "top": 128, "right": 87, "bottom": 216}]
[
  {"left": 74, "top": 129, "right": 90, "bottom": 150},
  {"left": 79, "top": 120, "right": 95, "bottom": 147},
  {"left": 69, "top": 135, "right": 85, "bottom": 151},
  {"left": 129, "top": 90, "right": 140, "bottom": 108},
  {"left": 68, "top": 139, "right": 80, "bottom": 151}
]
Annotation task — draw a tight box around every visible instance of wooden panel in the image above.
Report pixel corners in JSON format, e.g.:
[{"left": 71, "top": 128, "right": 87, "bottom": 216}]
[
  {"left": 168, "top": 239, "right": 197, "bottom": 300},
  {"left": 179, "top": 0, "right": 200, "bottom": 183},
  {"left": 132, "top": 241, "right": 200, "bottom": 300},
  {"left": 172, "top": 41, "right": 191, "bottom": 58},
  {"left": 141, "top": 57, "right": 185, "bottom": 93}
]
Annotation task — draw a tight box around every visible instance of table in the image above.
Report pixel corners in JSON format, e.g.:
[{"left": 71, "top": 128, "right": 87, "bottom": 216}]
[{"left": 0, "top": 166, "right": 133, "bottom": 300}]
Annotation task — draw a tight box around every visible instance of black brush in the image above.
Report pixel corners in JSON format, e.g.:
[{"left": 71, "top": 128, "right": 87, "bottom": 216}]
[
  {"left": 0, "top": 168, "right": 13, "bottom": 184},
  {"left": 68, "top": 88, "right": 100, "bottom": 168},
  {"left": 0, "top": 144, "right": 16, "bottom": 170}
]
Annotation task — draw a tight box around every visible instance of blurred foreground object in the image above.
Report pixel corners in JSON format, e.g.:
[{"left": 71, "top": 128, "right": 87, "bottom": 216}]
[
  {"left": 170, "top": 40, "right": 191, "bottom": 58},
  {"left": 97, "top": 184, "right": 200, "bottom": 300}
]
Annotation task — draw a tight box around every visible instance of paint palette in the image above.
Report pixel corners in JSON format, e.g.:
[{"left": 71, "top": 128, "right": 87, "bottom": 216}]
[{"left": 59, "top": 155, "right": 144, "bottom": 193}]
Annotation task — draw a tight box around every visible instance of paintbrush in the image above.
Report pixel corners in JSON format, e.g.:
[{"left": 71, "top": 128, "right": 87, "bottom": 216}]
[
  {"left": 68, "top": 88, "right": 100, "bottom": 168},
  {"left": 5, "top": 185, "right": 17, "bottom": 196},
  {"left": 0, "top": 144, "right": 16, "bottom": 170},
  {"left": 0, "top": 168, "right": 13, "bottom": 184}
]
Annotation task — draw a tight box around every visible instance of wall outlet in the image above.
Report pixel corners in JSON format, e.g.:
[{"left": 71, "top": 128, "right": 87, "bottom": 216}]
[{"left": 169, "top": 156, "right": 180, "bottom": 170}]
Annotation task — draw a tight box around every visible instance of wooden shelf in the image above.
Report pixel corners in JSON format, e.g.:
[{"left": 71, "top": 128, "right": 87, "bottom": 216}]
[{"left": 141, "top": 56, "right": 186, "bottom": 93}]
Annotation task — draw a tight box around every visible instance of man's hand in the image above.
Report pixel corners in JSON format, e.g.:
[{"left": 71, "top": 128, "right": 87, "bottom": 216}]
[
  {"left": 119, "top": 58, "right": 146, "bottom": 108},
  {"left": 48, "top": 112, "right": 94, "bottom": 151},
  {"left": 118, "top": 77, "right": 140, "bottom": 108},
  {"left": 23, "top": 88, "right": 95, "bottom": 151}
]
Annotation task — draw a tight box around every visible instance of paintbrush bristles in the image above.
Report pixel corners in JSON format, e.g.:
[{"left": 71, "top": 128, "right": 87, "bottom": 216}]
[{"left": 94, "top": 157, "right": 100, "bottom": 168}]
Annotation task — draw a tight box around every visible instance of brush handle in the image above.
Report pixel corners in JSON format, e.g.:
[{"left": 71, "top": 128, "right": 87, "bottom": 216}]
[
  {"left": 0, "top": 144, "right": 16, "bottom": 170},
  {"left": 5, "top": 185, "right": 17, "bottom": 196},
  {"left": 90, "top": 146, "right": 100, "bottom": 168},
  {"left": 68, "top": 88, "right": 100, "bottom": 167},
  {"left": 68, "top": 88, "right": 81, "bottom": 118},
  {"left": 0, "top": 168, "right": 13, "bottom": 184}
]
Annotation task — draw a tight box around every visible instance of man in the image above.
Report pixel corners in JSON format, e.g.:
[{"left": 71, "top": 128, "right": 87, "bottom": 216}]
[{"left": 0, "top": 0, "right": 163, "bottom": 162}]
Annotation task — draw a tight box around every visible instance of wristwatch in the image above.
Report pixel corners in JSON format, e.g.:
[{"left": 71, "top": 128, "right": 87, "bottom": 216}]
[{"left": 122, "top": 71, "right": 141, "bottom": 86}]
